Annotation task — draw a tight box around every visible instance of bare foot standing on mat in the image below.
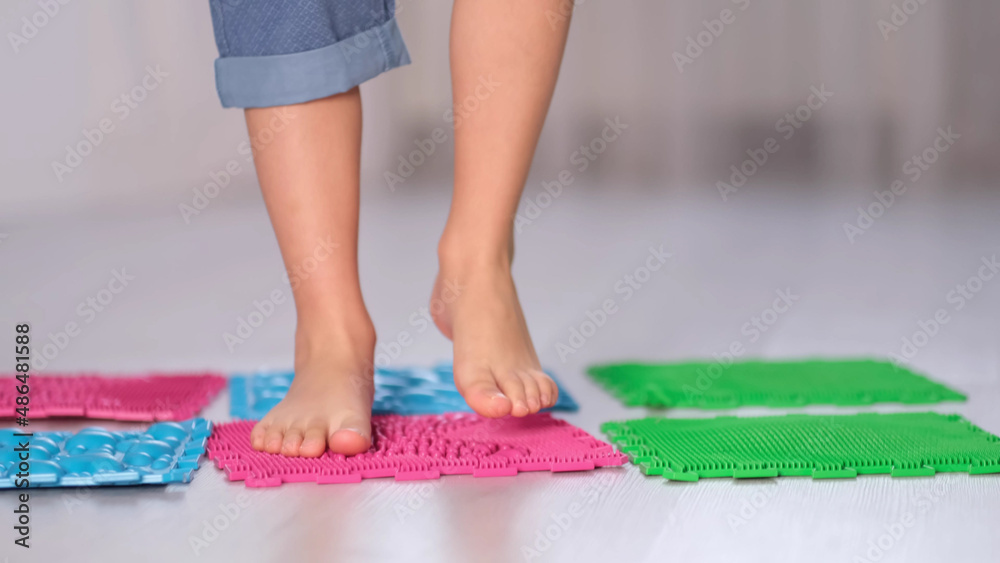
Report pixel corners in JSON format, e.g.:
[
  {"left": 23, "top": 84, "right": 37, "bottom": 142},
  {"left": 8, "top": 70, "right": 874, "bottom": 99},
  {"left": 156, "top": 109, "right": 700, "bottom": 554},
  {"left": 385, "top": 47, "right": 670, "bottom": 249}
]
[{"left": 207, "top": 0, "right": 571, "bottom": 456}]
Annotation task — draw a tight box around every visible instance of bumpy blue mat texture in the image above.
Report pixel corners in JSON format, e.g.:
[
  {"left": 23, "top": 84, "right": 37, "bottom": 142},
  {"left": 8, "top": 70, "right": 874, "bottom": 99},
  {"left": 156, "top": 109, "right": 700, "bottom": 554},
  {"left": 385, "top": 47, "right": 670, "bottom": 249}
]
[
  {"left": 230, "top": 363, "right": 579, "bottom": 419},
  {"left": 0, "top": 419, "right": 211, "bottom": 488}
]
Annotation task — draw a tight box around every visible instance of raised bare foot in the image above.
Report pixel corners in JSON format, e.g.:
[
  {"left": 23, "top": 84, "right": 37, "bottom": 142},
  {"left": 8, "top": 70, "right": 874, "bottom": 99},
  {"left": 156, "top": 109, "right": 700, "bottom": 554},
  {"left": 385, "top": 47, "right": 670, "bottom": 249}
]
[
  {"left": 249, "top": 316, "right": 376, "bottom": 457},
  {"left": 431, "top": 244, "right": 558, "bottom": 418}
]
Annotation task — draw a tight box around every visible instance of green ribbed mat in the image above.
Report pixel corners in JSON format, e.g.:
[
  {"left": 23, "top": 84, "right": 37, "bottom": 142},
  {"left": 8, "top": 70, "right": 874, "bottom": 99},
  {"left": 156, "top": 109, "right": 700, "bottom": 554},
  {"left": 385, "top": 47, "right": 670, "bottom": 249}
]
[
  {"left": 587, "top": 359, "right": 965, "bottom": 409},
  {"left": 602, "top": 412, "right": 1000, "bottom": 481}
]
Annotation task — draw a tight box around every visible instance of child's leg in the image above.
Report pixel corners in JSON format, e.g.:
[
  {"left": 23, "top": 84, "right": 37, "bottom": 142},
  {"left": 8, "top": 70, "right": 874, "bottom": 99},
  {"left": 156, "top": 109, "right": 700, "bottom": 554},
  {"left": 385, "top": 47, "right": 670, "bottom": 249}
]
[
  {"left": 207, "top": 0, "right": 410, "bottom": 456},
  {"left": 246, "top": 89, "right": 376, "bottom": 457},
  {"left": 433, "top": 0, "right": 572, "bottom": 417}
]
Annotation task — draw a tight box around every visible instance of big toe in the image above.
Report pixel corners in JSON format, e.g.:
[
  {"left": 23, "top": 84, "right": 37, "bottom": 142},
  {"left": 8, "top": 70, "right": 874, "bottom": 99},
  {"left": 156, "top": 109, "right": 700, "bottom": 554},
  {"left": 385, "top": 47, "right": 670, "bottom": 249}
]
[
  {"left": 327, "top": 415, "right": 372, "bottom": 456},
  {"left": 457, "top": 368, "right": 513, "bottom": 418}
]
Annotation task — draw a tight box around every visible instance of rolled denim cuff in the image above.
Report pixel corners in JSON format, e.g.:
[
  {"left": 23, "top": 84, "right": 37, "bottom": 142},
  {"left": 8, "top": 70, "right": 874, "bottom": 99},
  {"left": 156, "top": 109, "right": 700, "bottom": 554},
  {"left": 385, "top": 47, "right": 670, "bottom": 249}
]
[{"left": 214, "top": 17, "right": 410, "bottom": 108}]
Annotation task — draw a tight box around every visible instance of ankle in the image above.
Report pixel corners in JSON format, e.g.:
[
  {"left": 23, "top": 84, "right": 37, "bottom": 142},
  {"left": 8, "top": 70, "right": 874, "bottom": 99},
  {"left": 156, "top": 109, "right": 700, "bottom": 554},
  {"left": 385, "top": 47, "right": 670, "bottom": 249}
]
[
  {"left": 294, "top": 310, "right": 376, "bottom": 366},
  {"left": 437, "top": 228, "right": 513, "bottom": 275}
]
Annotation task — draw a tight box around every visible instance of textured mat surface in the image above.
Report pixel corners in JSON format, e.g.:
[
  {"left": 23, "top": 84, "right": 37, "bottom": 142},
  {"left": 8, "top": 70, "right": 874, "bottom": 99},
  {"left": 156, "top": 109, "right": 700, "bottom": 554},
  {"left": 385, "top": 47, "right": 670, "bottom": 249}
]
[
  {"left": 588, "top": 359, "right": 966, "bottom": 408},
  {"left": 0, "top": 373, "right": 226, "bottom": 421},
  {"left": 230, "top": 363, "right": 579, "bottom": 419},
  {"left": 208, "top": 413, "right": 626, "bottom": 487},
  {"left": 0, "top": 419, "right": 212, "bottom": 488},
  {"left": 602, "top": 412, "right": 1000, "bottom": 481}
]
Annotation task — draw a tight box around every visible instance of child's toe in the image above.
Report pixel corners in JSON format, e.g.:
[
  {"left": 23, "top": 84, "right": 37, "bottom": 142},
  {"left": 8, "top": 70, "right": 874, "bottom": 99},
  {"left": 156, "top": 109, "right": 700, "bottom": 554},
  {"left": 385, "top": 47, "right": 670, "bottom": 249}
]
[
  {"left": 497, "top": 372, "right": 529, "bottom": 417},
  {"left": 530, "top": 370, "right": 558, "bottom": 408},
  {"left": 264, "top": 427, "right": 285, "bottom": 454},
  {"left": 519, "top": 371, "right": 542, "bottom": 413},
  {"left": 299, "top": 426, "right": 329, "bottom": 458},
  {"left": 250, "top": 421, "right": 269, "bottom": 451},
  {"left": 280, "top": 429, "right": 304, "bottom": 457}
]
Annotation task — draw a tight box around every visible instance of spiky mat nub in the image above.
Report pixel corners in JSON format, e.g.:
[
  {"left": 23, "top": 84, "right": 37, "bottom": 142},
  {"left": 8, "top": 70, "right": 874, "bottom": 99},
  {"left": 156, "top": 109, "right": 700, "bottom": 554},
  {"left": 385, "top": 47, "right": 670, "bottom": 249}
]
[
  {"left": 207, "top": 413, "right": 626, "bottom": 487},
  {"left": 602, "top": 412, "right": 1000, "bottom": 481},
  {"left": 588, "top": 359, "right": 965, "bottom": 409}
]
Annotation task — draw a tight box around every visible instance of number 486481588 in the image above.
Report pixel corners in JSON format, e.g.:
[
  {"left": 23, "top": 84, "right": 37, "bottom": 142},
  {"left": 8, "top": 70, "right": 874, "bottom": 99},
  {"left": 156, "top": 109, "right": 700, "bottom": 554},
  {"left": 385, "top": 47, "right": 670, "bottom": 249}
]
[{"left": 14, "top": 324, "right": 30, "bottom": 418}]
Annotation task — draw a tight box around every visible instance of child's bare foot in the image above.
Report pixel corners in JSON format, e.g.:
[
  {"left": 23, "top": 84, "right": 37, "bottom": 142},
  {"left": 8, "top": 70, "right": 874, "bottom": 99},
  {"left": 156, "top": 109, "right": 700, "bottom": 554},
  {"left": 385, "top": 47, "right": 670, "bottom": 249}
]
[
  {"left": 431, "top": 243, "right": 558, "bottom": 418},
  {"left": 249, "top": 316, "right": 376, "bottom": 457}
]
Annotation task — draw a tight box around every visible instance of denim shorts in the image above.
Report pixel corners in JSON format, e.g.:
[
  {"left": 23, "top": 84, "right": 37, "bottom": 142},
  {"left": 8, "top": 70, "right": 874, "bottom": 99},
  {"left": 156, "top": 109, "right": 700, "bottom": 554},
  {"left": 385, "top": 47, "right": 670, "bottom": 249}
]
[{"left": 208, "top": 0, "right": 410, "bottom": 108}]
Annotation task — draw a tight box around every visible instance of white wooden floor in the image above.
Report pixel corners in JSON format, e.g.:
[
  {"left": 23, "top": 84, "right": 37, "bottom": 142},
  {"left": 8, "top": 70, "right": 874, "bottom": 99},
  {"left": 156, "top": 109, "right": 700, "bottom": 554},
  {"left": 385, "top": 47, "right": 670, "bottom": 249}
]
[{"left": 2, "top": 184, "right": 999, "bottom": 563}]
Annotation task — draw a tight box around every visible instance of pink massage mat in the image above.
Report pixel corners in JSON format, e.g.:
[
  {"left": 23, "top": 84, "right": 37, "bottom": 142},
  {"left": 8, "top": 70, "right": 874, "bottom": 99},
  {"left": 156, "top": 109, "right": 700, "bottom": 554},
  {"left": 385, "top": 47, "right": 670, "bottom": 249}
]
[
  {"left": 207, "top": 413, "right": 628, "bottom": 487},
  {"left": 0, "top": 373, "right": 226, "bottom": 421}
]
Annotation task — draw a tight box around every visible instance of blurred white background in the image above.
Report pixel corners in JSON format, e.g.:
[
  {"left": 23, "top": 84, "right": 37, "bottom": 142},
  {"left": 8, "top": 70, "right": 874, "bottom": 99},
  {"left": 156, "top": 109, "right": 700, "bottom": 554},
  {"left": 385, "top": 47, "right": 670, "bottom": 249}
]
[{"left": 2, "top": 0, "right": 999, "bottom": 223}]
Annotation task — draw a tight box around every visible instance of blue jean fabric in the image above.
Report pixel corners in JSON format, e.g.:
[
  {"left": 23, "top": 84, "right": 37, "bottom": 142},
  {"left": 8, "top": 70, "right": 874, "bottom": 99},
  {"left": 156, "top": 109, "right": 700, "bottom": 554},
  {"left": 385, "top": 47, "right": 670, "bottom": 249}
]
[{"left": 208, "top": 0, "right": 410, "bottom": 108}]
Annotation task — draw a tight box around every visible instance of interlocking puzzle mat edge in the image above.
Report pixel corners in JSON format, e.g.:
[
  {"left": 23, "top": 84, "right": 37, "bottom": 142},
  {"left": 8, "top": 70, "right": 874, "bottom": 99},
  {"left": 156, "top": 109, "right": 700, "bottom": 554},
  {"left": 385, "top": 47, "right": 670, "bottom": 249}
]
[
  {"left": 208, "top": 413, "right": 627, "bottom": 487},
  {"left": 587, "top": 358, "right": 967, "bottom": 409},
  {"left": 0, "top": 418, "right": 213, "bottom": 488},
  {"left": 0, "top": 373, "right": 227, "bottom": 421},
  {"left": 601, "top": 412, "right": 1000, "bottom": 482}
]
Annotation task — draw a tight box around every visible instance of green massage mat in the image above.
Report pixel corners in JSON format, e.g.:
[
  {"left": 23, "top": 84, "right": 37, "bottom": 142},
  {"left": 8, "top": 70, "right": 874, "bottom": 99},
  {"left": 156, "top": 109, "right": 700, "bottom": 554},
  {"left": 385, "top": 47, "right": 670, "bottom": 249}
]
[
  {"left": 602, "top": 412, "right": 1000, "bottom": 481},
  {"left": 587, "top": 359, "right": 966, "bottom": 409}
]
